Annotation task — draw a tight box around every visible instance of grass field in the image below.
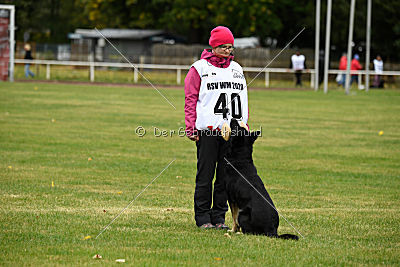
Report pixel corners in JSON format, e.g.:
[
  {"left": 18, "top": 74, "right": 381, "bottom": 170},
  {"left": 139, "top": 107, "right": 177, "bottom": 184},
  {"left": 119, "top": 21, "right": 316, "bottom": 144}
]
[{"left": 1, "top": 82, "right": 399, "bottom": 266}]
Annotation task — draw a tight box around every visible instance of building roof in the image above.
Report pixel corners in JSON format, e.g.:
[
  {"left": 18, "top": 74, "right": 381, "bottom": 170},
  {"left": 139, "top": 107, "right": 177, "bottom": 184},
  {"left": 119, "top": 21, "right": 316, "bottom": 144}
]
[
  {"left": 234, "top": 37, "right": 260, "bottom": 48},
  {"left": 69, "top": 28, "right": 165, "bottom": 40}
]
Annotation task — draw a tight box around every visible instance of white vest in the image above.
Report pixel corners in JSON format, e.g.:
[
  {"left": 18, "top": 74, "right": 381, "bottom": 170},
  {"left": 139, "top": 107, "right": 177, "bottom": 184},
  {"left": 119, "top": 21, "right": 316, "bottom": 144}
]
[
  {"left": 291, "top": 55, "right": 305, "bottom": 70},
  {"left": 373, "top": 59, "right": 383, "bottom": 74},
  {"left": 192, "top": 59, "right": 248, "bottom": 131}
]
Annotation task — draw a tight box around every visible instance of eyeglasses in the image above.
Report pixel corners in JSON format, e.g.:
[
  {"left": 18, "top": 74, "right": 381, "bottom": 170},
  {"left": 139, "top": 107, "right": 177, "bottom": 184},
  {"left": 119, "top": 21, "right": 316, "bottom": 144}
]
[{"left": 217, "top": 45, "right": 235, "bottom": 51}]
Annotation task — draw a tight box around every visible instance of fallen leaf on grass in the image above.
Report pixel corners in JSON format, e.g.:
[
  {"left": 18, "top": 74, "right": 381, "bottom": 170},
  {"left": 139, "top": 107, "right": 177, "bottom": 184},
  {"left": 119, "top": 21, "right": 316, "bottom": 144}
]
[
  {"left": 51, "top": 118, "right": 56, "bottom": 123},
  {"left": 7, "top": 166, "right": 12, "bottom": 169},
  {"left": 92, "top": 254, "right": 102, "bottom": 259},
  {"left": 117, "top": 191, "right": 123, "bottom": 194},
  {"left": 83, "top": 235, "right": 91, "bottom": 240},
  {"left": 115, "top": 259, "right": 125, "bottom": 263},
  {"left": 176, "top": 176, "right": 182, "bottom": 178},
  {"left": 88, "top": 157, "right": 92, "bottom": 161},
  {"left": 224, "top": 233, "right": 231, "bottom": 239},
  {"left": 214, "top": 257, "right": 222, "bottom": 261}
]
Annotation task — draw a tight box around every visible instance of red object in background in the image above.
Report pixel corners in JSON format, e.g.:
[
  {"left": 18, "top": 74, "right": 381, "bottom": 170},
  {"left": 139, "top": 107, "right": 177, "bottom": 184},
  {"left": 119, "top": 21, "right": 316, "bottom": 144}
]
[
  {"left": 351, "top": 58, "right": 362, "bottom": 71},
  {"left": 339, "top": 56, "right": 347, "bottom": 70},
  {"left": 0, "top": 16, "right": 10, "bottom": 81}
]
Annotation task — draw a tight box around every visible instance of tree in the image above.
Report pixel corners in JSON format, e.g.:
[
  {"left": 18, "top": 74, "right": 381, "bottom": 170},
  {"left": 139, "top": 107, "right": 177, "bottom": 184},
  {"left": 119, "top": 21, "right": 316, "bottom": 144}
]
[{"left": 4, "top": 0, "right": 400, "bottom": 61}]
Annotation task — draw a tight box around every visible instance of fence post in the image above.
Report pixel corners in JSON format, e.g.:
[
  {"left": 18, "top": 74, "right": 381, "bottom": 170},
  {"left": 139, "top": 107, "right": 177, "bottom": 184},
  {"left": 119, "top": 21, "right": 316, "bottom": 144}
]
[
  {"left": 134, "top": 68, "right": 138, "bottom": 83},
  {"left": 358, "top": 73, "right": 362, "bottom": 89},
  {"left": 310, "top": 72, "right": 314, "bottom": 88},
  {"left": 265, "top": 71, "right": 270, "bottom": 87},
  {"left": 177, "top": 68, "right": 181, "bottom": 84},
  {"left": 139, "top": 56, "right": 145, "bottom": 73},
  {"left": 90, "top": 62, "right": 95, "bottom": 82},
  {"left": 46, "top": 64, "right": 50, "bottom": 80}
]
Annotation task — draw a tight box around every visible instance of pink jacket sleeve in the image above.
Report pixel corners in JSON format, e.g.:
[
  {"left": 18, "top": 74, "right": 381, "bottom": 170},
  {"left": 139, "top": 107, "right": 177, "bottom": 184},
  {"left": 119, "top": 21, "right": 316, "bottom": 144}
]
[{"left": 184, "top": 67, "right": 201, "bottom": 136}]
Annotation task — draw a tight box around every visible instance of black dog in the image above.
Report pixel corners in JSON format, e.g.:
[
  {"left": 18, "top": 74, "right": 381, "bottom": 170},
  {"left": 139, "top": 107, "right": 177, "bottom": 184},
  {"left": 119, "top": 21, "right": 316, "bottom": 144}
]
[{"left": 223, "top": 120, "right": 298, "bottom": 240}]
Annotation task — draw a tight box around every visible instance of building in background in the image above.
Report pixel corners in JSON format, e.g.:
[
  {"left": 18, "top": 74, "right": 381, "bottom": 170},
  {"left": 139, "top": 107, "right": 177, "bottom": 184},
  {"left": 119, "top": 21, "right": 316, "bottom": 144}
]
[
  {"left": 234, "top": 37, "right": 260, "bottom": 48},
  {"left": 68, "top": 28, "right": 185, "bottom": 62}
]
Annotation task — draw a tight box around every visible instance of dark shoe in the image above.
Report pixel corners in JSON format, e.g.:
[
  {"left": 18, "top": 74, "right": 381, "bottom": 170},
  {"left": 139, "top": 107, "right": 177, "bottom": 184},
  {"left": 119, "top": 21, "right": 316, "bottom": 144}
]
[
  {"left": 199, "top": 223, "right": 215, "bottom": 229},
  {"left": 215, "top": 223, "right": 230, "bottom": 230}
]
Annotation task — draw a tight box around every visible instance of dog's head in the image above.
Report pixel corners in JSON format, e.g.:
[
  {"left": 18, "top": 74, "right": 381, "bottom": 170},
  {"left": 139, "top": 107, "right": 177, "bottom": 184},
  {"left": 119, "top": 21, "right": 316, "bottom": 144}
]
[{"left": 227, "top": 120, "right": 260, "bottom": 161}]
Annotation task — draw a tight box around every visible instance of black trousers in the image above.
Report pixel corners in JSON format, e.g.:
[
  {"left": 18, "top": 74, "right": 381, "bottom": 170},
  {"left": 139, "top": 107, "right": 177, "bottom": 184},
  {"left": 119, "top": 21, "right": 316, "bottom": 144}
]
[
  {"left": 295, "top": 71, "right": 303, "bottom": 86},
  {"left": 194, "top": 132, "right": 228, "bottom": 226}
]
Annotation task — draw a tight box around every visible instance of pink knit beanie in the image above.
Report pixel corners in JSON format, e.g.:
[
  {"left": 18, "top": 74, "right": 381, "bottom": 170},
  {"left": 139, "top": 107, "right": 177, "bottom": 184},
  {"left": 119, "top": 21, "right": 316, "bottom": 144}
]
[{"left": 209, "top": 26, "right": 234, "bottom": 47}]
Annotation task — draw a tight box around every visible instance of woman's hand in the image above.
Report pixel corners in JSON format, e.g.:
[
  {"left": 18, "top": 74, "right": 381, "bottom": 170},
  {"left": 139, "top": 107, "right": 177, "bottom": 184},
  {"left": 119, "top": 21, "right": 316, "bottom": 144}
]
[{"left": 188, "top": 135, "right": 199, "bottom": 142}]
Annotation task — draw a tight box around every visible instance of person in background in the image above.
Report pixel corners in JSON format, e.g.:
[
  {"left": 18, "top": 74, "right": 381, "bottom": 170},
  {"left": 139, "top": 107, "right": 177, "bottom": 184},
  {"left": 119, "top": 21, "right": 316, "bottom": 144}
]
[
  {"left": 373, "top": 55, "right": 384, "bottom": 88},
  {"left": 24, "top": 44, "right": 35, "bottom": 78},
  {"left": 318, "top": 50, "right": 325, "bottom": 85},
  {"left": 290, "top": 50, "right": 307, "bottom": 87},
  {"left": 350, "top": 54, "right": 362, "bottom": 85},
  {"left": 338, "top": 53, "right": 347, "bottom": 87}
]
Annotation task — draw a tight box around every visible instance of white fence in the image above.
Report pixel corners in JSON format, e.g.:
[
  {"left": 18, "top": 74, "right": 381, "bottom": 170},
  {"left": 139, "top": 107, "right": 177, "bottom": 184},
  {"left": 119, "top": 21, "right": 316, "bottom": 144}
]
[{"left": 15, "top": 59, "right": 400, "bottom": 88}]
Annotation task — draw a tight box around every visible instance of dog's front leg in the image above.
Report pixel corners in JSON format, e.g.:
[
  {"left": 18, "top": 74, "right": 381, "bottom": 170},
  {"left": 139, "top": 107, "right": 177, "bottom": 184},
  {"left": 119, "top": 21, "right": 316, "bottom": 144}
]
[{"left": 229, "top": 203, "right": 240, "bottom": 233}]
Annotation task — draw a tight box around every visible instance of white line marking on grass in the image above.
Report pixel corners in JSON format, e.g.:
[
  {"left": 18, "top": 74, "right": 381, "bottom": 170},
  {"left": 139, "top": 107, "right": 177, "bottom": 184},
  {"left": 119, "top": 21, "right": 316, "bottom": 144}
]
[
  {"left": 224, "top": 157, "right": 304, "bottom": 238},
  {"left": 95, "top": 158, "right": 176, "bottom": 239},
  {"left": 94, "top": 28, "right": 176, "bottom": 110}
]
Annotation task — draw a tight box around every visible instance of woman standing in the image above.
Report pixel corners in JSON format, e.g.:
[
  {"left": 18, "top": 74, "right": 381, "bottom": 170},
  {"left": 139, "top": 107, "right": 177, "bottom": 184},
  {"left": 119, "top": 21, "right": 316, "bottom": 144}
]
[{"left": 184, "top": 26, "right": 249, "bottom": 229}]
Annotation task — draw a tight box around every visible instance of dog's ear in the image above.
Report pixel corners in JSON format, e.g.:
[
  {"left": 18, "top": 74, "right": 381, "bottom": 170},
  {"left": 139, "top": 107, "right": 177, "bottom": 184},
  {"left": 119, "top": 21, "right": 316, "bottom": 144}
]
[
  {"left": 250, "top": 130, "right": 261, "bottom": 143},
  {"left": 230, "top": 119, "right": 239, "bottom": 129}
]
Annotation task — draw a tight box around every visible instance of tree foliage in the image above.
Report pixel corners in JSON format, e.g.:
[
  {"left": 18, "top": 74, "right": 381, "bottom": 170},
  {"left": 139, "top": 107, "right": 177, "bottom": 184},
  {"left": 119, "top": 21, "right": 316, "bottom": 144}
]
[{"left": 4, "top": 0, "right": 400, "bottom": 60}]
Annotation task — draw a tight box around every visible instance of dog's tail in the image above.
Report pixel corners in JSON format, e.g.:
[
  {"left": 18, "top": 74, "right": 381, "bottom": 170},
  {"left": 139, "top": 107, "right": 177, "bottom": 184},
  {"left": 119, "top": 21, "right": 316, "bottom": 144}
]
[{"left": 278, "top": 234, "right": 299, "bottom": 240}]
